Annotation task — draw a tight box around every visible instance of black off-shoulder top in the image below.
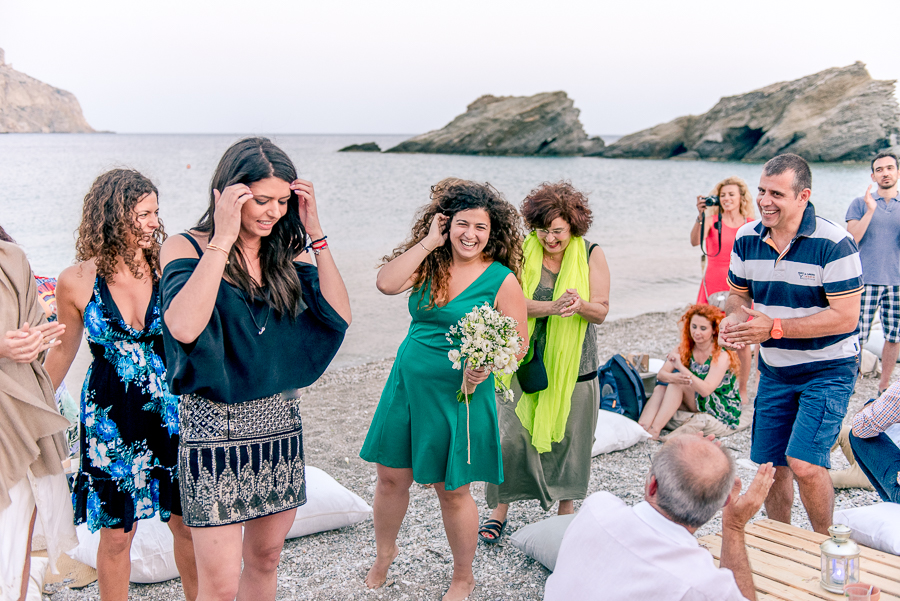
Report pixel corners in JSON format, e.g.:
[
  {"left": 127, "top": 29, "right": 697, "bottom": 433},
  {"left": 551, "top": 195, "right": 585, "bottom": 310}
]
[{"left": 160, "top": 234, "right": 348, "bottom": 405}]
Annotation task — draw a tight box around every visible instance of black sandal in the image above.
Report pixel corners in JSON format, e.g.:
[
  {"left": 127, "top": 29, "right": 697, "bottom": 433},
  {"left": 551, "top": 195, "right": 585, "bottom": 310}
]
[{"left": 478, "top": 519, "right": 507, "bottom": 544}]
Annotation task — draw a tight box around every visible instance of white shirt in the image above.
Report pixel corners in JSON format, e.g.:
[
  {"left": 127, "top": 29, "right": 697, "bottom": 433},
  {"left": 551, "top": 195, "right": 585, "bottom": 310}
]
[{"left": 544, "top": 492, "right": 748, "bottom": 601}]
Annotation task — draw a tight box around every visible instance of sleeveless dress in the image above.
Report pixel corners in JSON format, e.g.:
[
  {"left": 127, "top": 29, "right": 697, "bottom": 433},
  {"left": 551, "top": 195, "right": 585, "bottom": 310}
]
[
  {"left": 688, "top": 355, "right": 741, "bottom": 428},
  {"left": 486, "top": 240, "right": 600, "bottom": 511},
  {"left": 360, "top": 262, "right": 512, "bottom": 491},
  {"left": 73, "top": 277, "right": 181, "bottom": 533},
  {"left": 697, "top": 215, "right": 748, "bottom": 304}
]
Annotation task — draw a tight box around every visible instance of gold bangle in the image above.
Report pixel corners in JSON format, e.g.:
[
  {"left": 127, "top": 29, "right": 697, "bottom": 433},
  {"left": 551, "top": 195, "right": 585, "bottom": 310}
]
[{"left": 206, "top": 244, "right": 230, "bottom": 262}]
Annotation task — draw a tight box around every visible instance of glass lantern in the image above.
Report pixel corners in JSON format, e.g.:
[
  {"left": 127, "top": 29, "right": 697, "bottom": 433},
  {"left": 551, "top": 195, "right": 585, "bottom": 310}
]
[{"left": 820, "top": 524, "right": 861, "bottom": 593}]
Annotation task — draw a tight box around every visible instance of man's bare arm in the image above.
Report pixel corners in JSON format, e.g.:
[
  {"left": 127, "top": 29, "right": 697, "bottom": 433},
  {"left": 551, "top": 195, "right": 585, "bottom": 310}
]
[{"left": 720, "top": 463, "right": 776, "bottom": 601}]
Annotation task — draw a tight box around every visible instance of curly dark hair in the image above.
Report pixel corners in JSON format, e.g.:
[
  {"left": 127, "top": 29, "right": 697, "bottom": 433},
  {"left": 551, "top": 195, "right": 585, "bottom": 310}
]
[
  {"left": 75, "top": 169, "right": 163, "bottom": 282},
  {"left": 194, "top": 137, "right": 306, "bottom": 318},
  {"left": 382, "top": 178, "right": 523, "bottom": 309},
  {"left": 520, "top": 181, "right": 593, "bottom": 236},
  {"left": 0, "top": 224, "right": 15, "bottom": 243}
]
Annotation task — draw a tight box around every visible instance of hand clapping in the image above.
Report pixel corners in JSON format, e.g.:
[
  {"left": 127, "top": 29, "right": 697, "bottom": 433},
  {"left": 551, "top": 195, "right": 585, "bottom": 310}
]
[{"left": 0, "top": 321, "right": 66, "bottom": 363}]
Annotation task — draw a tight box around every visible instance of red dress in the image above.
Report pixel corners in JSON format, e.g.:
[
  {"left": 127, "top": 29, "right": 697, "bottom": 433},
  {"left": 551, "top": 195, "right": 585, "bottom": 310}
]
[{"left": 697, "top": 215, "right": 750, "bottom": 304}]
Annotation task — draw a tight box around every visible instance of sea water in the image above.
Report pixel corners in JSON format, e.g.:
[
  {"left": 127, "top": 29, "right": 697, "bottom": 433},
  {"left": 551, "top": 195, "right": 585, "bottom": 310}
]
[{"left": 0, "top": 133, "right": 873, "bottom": 371}]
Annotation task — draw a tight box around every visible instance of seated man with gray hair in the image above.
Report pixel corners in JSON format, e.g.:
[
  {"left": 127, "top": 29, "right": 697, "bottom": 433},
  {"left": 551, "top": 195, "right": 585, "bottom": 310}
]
[{"left": 545, "top": 435, "right": 775, "bottom": 601}]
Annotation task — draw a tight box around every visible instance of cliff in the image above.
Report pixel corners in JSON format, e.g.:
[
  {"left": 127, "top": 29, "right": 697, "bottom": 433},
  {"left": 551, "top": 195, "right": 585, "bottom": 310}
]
[
  {"left": 386, "top": 92, "right": 604, "bottom": 156},
  {"left": 0, "top": 48, "right": 95, "bottom": 133},
  {"left": 600, "top": 62, "right": 900, "bottom": 162}
]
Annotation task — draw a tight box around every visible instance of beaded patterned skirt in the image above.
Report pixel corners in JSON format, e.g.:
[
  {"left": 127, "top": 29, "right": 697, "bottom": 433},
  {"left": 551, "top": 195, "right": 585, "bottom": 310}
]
[{"left": 178, "top": 393, "right": 306, "bottom": 527}]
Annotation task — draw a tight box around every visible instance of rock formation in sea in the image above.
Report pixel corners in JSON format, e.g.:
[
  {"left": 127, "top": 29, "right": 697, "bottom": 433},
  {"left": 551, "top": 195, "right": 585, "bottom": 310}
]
[
  {"left": 600, "top": 62, "right": 899, "bottom": 162},
  {"left": 0, "top": 47, "right": 95, "bottom": 133},
  {"left": 386, "top": 92, "right": 604, "bottom": 156},
  {"left": 338, "top": 142, "right": 381, "bottom": 152}
]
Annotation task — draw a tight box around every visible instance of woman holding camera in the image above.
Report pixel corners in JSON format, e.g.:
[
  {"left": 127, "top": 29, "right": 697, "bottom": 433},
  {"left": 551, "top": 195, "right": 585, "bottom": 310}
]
[{"left": 690, "top": 176, "right": 755, "bottom": 401}]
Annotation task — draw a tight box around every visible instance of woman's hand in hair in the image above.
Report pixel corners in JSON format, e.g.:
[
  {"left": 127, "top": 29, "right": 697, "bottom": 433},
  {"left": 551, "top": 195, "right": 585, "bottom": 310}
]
[
  {"left": 424, "top": 213, "right": 449, "bottom": 250},
  {"left": 212, "top": 184, "right": 253, "bottom": 248},
  {"left": 291, "top": 179, "right": 324, "bottom": 239}
]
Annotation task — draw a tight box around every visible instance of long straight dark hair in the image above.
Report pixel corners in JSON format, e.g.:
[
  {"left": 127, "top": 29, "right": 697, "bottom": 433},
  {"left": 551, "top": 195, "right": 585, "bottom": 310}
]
[{"left": 195, "top": 137, "right": 306, "bottom": 317}]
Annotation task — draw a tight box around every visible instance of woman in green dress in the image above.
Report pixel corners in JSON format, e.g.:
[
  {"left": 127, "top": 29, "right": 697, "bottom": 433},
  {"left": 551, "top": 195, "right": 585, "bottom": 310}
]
[
  {"left": 360, "top": 178, "right": 528, "bottom": 601},
  {"left": 481, "top": 181, "right": 610, "bottom": 541}
]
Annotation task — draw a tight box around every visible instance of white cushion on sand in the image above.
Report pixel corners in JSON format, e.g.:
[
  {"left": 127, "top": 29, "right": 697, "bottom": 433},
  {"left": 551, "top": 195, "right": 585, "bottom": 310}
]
[
  {"left": 25, "top": 555, "right": 49, "bottom": 601},
  {"left": 68, "top": 466, "right": 372, "bottom": 583},
  {"left": 285, "top": 466, "right": 372, "bottom": 539},
  {"left": 69, "top": 514, "right": 179, "bottom": 583},
  {"left": 592, "top": 409, "right": 651, "bottom": 456},
  {"left": 833, "top": 503, "right": 900, "bottom": 555},
  {"left": 508, "top": 514, "right": 575, "bottom": 571}
]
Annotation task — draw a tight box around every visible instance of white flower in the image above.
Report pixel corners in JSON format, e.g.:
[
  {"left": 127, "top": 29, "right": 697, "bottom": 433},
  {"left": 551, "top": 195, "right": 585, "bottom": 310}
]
[{"left": 135, "top": 497, "right": 153, "bottom": 518}]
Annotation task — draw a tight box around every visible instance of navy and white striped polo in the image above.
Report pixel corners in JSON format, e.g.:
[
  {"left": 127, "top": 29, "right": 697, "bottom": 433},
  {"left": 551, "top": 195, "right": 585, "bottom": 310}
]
[{"left": 727, "top": 202, "right": 863, "bottom": 374}]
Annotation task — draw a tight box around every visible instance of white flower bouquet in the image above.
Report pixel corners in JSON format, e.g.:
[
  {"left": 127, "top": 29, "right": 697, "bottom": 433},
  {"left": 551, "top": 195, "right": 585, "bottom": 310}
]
[{"left": 446, "top": 303, "right": 524, "bottom": 463}]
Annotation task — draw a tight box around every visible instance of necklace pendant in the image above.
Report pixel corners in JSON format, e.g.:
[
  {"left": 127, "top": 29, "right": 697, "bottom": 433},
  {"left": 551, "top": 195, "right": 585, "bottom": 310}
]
[{"left": 258, "top": 327, "right": 266, "bottom": 335}]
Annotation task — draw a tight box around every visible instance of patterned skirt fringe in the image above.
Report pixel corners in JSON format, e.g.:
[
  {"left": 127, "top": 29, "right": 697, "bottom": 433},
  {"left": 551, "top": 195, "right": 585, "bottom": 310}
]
[{"left": 178, "top": 392, "right": 306, "bottom": 527}]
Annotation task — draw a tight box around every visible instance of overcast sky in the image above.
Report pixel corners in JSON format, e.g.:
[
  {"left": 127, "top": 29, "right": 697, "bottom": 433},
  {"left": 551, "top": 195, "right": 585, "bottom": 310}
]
[{"left": 1, "top": 0, "right": 897, "bottom": 136}]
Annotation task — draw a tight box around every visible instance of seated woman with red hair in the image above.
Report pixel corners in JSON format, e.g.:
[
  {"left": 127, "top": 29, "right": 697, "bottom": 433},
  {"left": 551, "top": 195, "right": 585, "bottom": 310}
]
[{"left": 638, "top": 304, "right": 742, "bottom": 440}]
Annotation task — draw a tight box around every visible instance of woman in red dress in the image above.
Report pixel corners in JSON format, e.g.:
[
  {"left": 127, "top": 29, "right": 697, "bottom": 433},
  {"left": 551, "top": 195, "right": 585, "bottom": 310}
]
[{"left": 690, "top": 176, "right": 755, "bottom": 402}]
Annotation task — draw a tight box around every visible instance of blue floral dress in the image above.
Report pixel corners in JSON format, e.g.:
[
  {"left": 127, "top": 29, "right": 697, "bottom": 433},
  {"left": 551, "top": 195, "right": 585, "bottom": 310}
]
[{"left": 72, "top": 276, "right": 181, "bottom": 532}]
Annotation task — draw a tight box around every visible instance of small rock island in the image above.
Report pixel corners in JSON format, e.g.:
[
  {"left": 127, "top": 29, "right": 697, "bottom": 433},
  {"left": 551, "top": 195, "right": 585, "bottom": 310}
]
[
  {"left": 601, "top": 62, "right": 900, "bottom": 162},
  {"left": 386, "top": 91, "right": 604, "bottom": 156},
  {"left": 338, "top": 142, "right": 381, "bottom": 152},
  {"left": 0, "top": 47, "right": 95, "bottom": 133}
]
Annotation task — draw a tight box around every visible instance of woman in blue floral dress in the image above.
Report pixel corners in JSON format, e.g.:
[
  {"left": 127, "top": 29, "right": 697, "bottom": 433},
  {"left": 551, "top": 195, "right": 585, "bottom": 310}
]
[{"left": 46, "top": 170, "right": 197, "bottom": 601}]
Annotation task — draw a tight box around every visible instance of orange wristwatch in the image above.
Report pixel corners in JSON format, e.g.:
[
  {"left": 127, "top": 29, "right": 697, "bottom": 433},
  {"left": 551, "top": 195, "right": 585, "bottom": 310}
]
[{"left": 771, "top": 318, "right": 784, "bottom": 340}]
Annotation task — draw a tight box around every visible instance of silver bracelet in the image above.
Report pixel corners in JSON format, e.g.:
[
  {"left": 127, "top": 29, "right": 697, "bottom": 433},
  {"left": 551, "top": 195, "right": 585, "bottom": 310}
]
[{"left": 419, "top": 241, "right": 433, "bottom": 253}]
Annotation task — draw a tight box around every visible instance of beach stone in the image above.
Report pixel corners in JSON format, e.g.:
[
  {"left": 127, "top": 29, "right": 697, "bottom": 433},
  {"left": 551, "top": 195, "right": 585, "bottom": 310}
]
[
  {"left": 601, "top": 62, "right": 900, "bottom": 162},
  {"left": 338, "top": 142, "right": 381, "bottom": 152},
  {"left": 0, "top": 48, "right": 95, "bottom": 133},
  {"left": 386, "top": 91, "right": 604, "bottom": 156}
]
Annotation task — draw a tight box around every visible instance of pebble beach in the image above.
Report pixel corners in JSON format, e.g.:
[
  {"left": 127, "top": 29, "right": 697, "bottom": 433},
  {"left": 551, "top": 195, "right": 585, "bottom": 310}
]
[{"left": 45, "top": 307, "right": 884, "bottom": 601}]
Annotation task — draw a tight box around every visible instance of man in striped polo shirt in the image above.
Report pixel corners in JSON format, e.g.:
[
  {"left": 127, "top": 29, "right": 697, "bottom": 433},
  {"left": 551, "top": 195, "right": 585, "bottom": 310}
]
[{"left": 720, "top": 153, "right": 863, "bottom": 534}]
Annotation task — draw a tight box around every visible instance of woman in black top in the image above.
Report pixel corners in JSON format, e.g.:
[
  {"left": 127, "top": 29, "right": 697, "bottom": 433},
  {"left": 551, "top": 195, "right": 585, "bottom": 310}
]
[{"left": 160, "top": 138, "right": 351, "bottom": 601}]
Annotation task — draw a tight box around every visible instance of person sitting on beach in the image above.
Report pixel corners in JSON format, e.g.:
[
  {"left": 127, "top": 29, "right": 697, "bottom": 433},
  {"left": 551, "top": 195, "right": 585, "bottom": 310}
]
[
  {"left": 638, "top": 304, "right": 742, "bottom": 440},
  {"left": 848, "top": 383, "right": 900, "bottom": 503},
  {"left": 691, "top": 177, "right": 756, "bottom": 401},
  {"left": 545, "top": 435, "right": 775, "bottom": 601}
]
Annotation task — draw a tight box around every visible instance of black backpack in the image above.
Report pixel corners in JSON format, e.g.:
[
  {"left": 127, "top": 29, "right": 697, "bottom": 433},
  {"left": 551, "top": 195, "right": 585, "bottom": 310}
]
[{"left": 598, "top": 354, "right": 646, "bottom": 421}]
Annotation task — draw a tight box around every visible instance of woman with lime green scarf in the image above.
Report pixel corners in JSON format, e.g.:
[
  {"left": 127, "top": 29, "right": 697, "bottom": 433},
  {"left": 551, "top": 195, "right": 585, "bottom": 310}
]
[{"left": 480, "top": 182, "right": 610, "bottom": 543}]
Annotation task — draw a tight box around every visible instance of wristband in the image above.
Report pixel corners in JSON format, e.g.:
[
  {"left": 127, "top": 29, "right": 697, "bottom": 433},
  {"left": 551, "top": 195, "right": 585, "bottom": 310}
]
[
  {"left": 206, "top": 244, "right": 231, "bottom": 263},
  {"left": 312, "top": 240, "right": 329, "bottom": 256}
]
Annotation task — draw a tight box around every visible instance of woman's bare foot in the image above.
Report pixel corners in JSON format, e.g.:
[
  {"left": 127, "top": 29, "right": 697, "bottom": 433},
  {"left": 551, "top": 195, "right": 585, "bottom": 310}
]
[
  {"left": 645, "top": 426, "right": 661, "bottom": 441},
  {"left": 365, "top": 544, "right": 400, "bottom": 589},
  {"left": 442, "top": 575, "right": 476, "bottom": 601}
]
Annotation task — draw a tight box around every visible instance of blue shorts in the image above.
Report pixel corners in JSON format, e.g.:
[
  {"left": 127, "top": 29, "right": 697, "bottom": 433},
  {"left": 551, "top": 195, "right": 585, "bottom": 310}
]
[{"left": 751, "top": 361, "right": 857, "bottom": 468}]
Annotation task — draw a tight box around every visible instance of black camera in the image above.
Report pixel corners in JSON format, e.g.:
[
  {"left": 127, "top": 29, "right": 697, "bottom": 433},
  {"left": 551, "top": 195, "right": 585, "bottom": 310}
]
[{"left": 702, "top": 195, "right": 720, "bottom": 207}]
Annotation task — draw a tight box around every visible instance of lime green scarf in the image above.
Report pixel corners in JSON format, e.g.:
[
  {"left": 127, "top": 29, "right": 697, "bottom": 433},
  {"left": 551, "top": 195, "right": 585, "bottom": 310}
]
[{"left": 514, "top": 233, "right": 590, "bottom": 453}]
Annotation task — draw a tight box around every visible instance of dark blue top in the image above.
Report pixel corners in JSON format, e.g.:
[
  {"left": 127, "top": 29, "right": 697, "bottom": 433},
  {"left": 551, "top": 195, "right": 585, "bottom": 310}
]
[
  {"left": 160, "top": 235, "right": 348, "bottom": 405},
  {"left": 728, "top": 202, "right": 863, "bottom": 376}
]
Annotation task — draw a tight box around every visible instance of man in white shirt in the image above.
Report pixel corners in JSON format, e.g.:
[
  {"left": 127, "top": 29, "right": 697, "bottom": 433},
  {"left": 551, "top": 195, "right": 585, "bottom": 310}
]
[{"left": 545, "top": 435, "right": 775, "bottom": 601}]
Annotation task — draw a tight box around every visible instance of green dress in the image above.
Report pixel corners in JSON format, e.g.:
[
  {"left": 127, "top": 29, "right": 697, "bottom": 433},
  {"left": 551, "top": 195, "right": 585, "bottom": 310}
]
[
  {"left": 688, "top": 355, "right": 741, "bottom": 428},
  {"left": 360, "top": 262, "right": 512, "bottom": 491}
]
